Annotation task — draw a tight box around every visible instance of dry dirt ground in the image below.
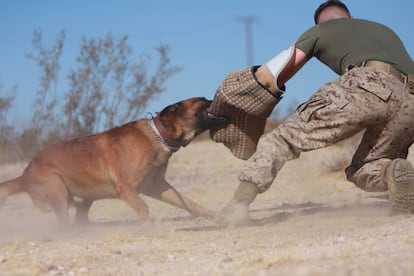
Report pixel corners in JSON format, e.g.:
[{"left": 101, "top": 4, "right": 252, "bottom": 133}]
[{"left": 0, "top": 137, "right": 414, "bottom": 276}]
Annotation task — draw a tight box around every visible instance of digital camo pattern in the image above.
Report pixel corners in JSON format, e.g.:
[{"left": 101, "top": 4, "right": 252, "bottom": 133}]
[{"left": 240, "top": 67, "right": 414, "bottom": 192}]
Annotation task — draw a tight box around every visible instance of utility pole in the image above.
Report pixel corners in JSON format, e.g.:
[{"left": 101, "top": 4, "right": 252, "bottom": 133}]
[{"left": 237, "top": 16, "right": 259, "bottom": 66}]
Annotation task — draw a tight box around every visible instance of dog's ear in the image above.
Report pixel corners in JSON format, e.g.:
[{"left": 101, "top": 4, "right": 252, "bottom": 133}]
[{"left": 159, "top": 103, "right": 179, "bottom": 116}]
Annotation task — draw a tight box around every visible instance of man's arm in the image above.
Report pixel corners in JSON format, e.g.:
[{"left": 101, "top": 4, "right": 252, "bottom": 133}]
[{"left": 254, "top": 47, "right": 308, "bottom": 93}]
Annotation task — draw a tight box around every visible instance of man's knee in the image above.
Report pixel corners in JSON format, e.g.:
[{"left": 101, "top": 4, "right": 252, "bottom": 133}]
[{"left": 345, "top": 160, "right": 390, "bottom": 192}]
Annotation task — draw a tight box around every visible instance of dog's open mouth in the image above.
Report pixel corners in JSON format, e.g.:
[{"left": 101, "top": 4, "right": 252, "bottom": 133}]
[
  {"left": 207, "top": 112, "right": 228, "bottom": 124},
  {"left": 207, "top": 112, "right": 226, "bottom": 119}
]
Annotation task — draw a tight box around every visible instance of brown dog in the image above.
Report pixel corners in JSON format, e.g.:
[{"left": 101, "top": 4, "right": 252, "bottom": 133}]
[{"left": 0, "top": 97, "right": 226, "bottom": 224}]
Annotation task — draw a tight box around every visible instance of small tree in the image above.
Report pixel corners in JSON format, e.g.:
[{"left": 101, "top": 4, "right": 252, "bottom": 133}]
[
  {"left": 0, "top": 84, "right": 22, "bottom": 163},
  {"left": 23, "top": 30, "right": 182, "bottom": 153},
  {"left": 26, "top": 29, "right": 65, "bottom": 146},
  {"left": 64, "top": 34, "right": 182, "bottom": 136},
  {"left": 0, "top": 86, "right": 16, "bottom": 129}
]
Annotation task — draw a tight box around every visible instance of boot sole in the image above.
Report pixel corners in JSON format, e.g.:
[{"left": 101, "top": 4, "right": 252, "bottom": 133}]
[{"left": 390, "top": 159, "right": 414, "bottom": 213}]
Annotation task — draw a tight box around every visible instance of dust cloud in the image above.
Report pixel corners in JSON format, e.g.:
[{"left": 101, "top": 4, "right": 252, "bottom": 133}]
[{"left": 0, "top": 137, "right": 413, "bottom": 275}]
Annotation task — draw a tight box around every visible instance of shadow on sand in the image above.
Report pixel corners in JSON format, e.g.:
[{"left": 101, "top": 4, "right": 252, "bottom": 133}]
[{"left": 175, "top": 196, "right": 390, "bottom": 232}]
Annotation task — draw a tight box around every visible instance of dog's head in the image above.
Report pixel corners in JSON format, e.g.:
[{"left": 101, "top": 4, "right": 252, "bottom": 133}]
[{"left": 158, "top": 97, "right": 227, "bottom": 147}]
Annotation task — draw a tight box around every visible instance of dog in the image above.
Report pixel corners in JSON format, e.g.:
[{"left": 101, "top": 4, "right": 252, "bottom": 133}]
[{"left": 0, "top": 97, "right": 227, "bottom": 224}]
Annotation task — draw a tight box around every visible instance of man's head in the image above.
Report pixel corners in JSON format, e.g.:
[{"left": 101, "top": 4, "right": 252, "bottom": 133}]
[{"left": 314, "top": 0, "right": 351, "bottom": 24}]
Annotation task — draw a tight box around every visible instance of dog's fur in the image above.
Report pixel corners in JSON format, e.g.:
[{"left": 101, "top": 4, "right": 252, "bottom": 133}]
[{"left": 0, "top": 97, "right": 226, "bottom": 224}]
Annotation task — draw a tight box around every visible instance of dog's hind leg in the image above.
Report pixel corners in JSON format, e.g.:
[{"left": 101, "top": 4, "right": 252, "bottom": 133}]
[
  {"left": 0, "top": 177, "right": 23, "bottom": 206},
  {"left": 143, "top": 180, "right": 215, "bottom": 218},
  {"left": 74, "top": 200, "right": 93, "bottom": 224},
  {"left": 50, "top": 183, "right": 71, "bottom": 225},
  {"left": 27, "top": 173, "right": 71, "bottom": 225}
]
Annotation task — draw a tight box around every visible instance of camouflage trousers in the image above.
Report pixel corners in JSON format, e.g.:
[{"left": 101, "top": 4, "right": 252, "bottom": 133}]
[{"left": 240, "top": 66, "right": 414, "bottom": 192}]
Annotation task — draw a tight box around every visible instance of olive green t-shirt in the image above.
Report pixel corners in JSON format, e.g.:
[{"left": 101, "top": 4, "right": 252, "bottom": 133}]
[{"left": 295, "top": 18, "right": 414, "bottom": 75}]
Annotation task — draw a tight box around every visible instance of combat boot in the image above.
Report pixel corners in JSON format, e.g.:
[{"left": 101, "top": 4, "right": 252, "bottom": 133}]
[
  {"left": 214, "top": 181, "right": 258, "bottom": 225},
  {"left": 383, "top": 158, "right": 414, "bottom": 213}
]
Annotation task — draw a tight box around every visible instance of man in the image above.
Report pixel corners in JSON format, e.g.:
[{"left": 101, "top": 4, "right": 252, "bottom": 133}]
[{"left": 212, "top": 0, "right": 414, "bottom": 224}]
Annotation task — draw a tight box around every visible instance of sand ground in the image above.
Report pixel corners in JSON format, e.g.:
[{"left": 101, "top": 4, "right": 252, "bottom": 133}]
[{"left": 0, "top": 138, "right": 414, "bottom": 276}]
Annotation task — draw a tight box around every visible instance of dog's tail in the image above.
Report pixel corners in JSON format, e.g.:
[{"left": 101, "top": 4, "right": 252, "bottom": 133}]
[{"left": 0, "top": 177, "right": 23, "bottom": 206}]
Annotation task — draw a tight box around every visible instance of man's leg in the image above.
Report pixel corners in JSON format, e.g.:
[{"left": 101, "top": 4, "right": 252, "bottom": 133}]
[
  {"left": 386, "top": 78, "right": 414, "bottom": 212},
  {"left": 346, "top": 84, "right": 414, "bottom": 212},
  {"left": 214, "top": 125, "right": 302, "bottom": 225},
  {"left": 345, "top": 125, "right": 391, "bottom": 192},
  {"left": 215, "top": 89, "right": 370, "bottom": 225},
  {"left": 216, "top": 67, "right": 405, "bottom": 224}
]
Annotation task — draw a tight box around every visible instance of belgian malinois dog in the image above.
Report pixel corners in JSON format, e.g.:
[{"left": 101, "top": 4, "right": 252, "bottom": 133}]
[{"left": 0, "top": 97, "right": 227, "bottom": 224}]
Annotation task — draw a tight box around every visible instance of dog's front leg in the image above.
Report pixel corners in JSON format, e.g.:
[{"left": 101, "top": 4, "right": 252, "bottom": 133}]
[
  {"left": 117, "top": 183, "right": 150, "bottom": 221},
  {"left": 143, "top": 180, "right": 215, "bottom": 218},
  {"left": 74, "top": 200, "right": 93, "bottom": 224}
]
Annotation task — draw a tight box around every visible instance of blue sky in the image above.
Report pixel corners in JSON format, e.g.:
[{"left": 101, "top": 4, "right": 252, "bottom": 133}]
[{"left": 1, "top": 0, "right": 414, "bottom": 127}]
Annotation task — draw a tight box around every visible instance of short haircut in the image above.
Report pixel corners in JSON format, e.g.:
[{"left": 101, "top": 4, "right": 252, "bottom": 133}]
[{"left": 314, "top": 0, "right": 350, "bottom": 24}]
